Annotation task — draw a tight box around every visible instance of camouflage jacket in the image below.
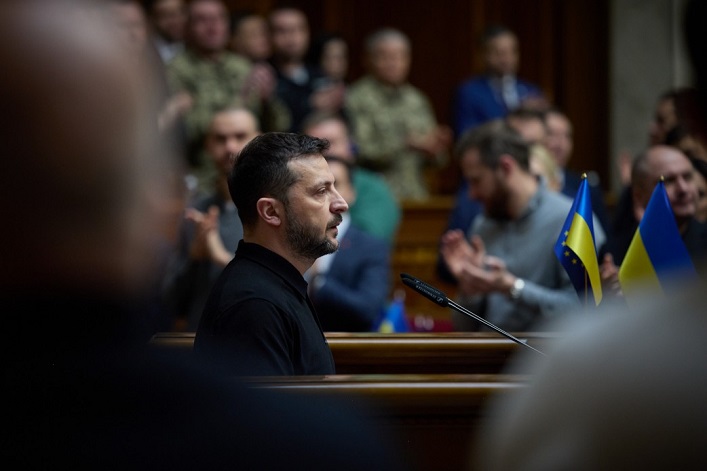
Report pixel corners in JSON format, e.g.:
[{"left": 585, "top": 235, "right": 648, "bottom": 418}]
[{"left": 345, "top": 75, "right": 439, "bottom": 201}]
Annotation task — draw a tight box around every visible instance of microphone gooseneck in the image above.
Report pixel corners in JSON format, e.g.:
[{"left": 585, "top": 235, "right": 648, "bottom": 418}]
[{"left": 399, "top": 273, "right": 545, "bottom": 356}]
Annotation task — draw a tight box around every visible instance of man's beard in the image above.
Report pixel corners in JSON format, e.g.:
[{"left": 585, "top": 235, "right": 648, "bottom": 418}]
[
  {"left": 285, "top": 207, "right": 342, "bottom": 260},
  {"left": 483, "top": 181, "right": 511, "bottom": 220}
]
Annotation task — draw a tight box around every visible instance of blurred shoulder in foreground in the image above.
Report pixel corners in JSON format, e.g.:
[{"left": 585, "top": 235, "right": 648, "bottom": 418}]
[{"left": 0, "top": 2, "right": 404, "bottom": 469}]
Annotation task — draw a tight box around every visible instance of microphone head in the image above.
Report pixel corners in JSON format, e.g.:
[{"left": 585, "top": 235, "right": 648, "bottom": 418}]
[{"left": 399, "top": 273, "right": 449, "bottom": 307}]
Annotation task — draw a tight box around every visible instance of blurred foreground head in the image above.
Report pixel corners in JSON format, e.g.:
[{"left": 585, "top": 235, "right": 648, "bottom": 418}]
[{"left": 0, "top": 0, "right": 176, "bottom": 297}]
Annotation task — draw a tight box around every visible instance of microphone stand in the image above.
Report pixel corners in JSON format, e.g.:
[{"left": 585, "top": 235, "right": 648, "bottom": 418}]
[{"left": 400, "top": 273, "right": 545, "bottom": 356}]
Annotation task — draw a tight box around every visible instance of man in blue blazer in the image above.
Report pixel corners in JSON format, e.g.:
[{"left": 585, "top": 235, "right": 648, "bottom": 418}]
[
  {"left": 306, "top": 156, "right": 392, "bottom": 331},
  {"left": 453, "top": 25, "right": 547, "bottom": 138}
]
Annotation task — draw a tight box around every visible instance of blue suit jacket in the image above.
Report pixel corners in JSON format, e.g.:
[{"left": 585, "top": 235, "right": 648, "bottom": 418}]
[
  {"left": 310, "top": 225, "right": 391, "bottom": 332},
  {"left": 454, "top": 75, "right": 544, "bottom": 137}
]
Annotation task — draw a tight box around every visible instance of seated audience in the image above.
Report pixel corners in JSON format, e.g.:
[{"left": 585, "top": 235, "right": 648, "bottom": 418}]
[
  {"left": 439, "top": 122, "right": 604, "bottom": 332},
  {"left": 602, "top": 145, "right": 707, "bottom": 272},
  {"left": 475, "top": 6, "right": 707, "bottom": 468}
]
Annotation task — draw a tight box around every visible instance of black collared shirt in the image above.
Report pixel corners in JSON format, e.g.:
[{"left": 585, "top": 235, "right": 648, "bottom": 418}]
[{"left": 194, "top": 240, "right": 335, "bottom": 376}]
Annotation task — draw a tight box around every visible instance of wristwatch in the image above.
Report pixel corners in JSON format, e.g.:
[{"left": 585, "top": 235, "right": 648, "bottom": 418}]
[{"left": 509, "top": 278, "right": 525, "bottom": 300}]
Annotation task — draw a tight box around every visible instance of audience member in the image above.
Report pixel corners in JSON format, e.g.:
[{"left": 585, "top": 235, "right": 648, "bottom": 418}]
[
  {"left": 439, "top": 122, "right": 605, "bottom": 332},
  {"left": 437, "top": 110, "right": 555, "bottom": 284},
  {"left": 163, "top": 107, "right": 260, "bottom": 331},
  {"left": 346, "top": 27, "right": 452, "bottom": 201},
  {"left": 167, "top": 0, "right": 289, "bottom": 194},
  {"left": 229, "top": 9, "right": 271, "bottom": 62},
  {"left": 529, "top": 143, "right": 562, "bottom": 192},
  {"left": 473, "top": 7, "right": 707, "bottom": 468},
  {"left": 306, "top": 31, "right": 350, "bottom": 84},
  {"left": 453, "top": 24, "right": 547, "bottom": 138},
  {"left": 227, "top": 10, "right": 284, "bottom": 160},
  {"left": 305, "top": 156, "right": 392, "bottom": 332},
  {"left": 305, "top": 31, "right": 351, "bottom": 119},
  {"left": 610, "top": 88, "right": 686, "bottom": 259},
  {"left": 668, "top": 125, "right": 707, "bottom": 163},
  {"left": 691, "top": 156, "right": 707, "bottom": 222},
  {"left": 649, "top": 88, "right": 680, "bottom": 146},
  {"left": 505, "top": 106, "right": 547, "bottom": 145},
  {"left": 302, "top": 111, "right": 401, "bottom": 243},
  {"left": 602, "top": 145, "right": 707, "bottom": 270},
  {"left": 3, "top": 3, "right": 407, "bottom": 470},
  {"left": 144, "top": 0, "right": 186, "bottom": 64},
  {"left": 194, "top": 133, "right": 348, "bottom": 376},
  {"left": 268, "top": 7, "right": 344, "bottom": 132},
  {"left": 545, "top": 107, "right": 612, "bottom": 235}
]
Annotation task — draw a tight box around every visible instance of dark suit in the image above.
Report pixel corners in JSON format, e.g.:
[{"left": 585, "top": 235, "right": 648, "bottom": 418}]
[{"left": 310, "top": 225, "right": 391, "bottom": 332}]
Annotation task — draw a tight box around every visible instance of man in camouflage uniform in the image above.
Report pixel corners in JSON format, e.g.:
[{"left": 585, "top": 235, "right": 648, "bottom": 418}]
[
  {"left": 345, "top": 28, "right": 452, "bottom": 201},
  {"left": 167, "top": 0, "right": 289, "bottom": 195}
]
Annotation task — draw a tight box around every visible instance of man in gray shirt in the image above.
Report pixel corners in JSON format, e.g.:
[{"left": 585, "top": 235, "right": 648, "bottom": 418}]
[{"left": 440, "top": 122, "right": 605, "bottom": 332}]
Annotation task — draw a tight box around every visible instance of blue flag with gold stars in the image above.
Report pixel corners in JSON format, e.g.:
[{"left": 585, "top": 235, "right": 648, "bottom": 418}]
[{"left": 554, "top": 175, "right": 603, "bottom": 306}]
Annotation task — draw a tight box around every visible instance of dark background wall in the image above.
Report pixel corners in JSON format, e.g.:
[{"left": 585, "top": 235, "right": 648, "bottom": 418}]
[{"left": 226, "top": 0, "right": 610, "bottom": 196}]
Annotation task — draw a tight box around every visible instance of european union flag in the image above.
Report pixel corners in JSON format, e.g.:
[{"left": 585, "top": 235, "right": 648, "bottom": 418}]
[
  {"left": 618, "top": 179, "right": 697, "bottom": 303},
  {"left": 554, "top": 175, "right": 603, "bottom": 305},
  {"left": 375, "top": 291, "right": 410, "bottom": 333}
]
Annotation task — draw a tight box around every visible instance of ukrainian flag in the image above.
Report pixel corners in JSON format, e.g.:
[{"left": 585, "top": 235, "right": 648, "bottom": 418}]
[
  {"left": 618, "top": 180, "right": 697, "bottom": 302},
  {"left": 375, "top": 291, "right": 409, "bottom": 333},
  {"left": 554, "top": 175, "right": 603, "bottom": 305}
]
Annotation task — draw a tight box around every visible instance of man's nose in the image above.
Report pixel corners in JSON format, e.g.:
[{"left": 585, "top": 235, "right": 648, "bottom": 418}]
[{"left": 332, "top": 190, "right": 349, "bottom": 213}]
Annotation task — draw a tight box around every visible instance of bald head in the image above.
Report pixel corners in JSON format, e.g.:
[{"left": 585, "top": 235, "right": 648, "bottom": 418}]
[
  {"left": 632, "top": 145, "right": 697, "bottom": 226},
  {"left": 0, "top": 0, "right": 175, "bottom": 294}
]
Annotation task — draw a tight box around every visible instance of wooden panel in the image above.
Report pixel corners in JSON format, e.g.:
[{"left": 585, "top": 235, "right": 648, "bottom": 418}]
[
  {"left": 390, "top": 196, "right": 457, "bottom": 324},
  {"left": 245, "top": 373, "right": 528, "bottom": 471},
  {"left": 149, "top": 331, "right": 555, "bottom": 374}
]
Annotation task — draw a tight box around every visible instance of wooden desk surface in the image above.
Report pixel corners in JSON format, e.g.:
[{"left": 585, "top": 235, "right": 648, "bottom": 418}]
[{"left": 149, "top": 331, "right": 555, "bottom": 374}]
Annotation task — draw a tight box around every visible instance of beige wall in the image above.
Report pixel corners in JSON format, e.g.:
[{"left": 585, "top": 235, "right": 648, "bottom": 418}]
[{"left": 609, "top": 0, "right": 693, "bottom": 192}]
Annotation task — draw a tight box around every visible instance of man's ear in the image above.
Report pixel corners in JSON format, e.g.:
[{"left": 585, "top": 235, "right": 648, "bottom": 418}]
[
  {"left": 498, "top": 154, "right": 516, "bottom": 175},
  {"left": 256, "top": 197, "right": 282, "bottom": 227}
]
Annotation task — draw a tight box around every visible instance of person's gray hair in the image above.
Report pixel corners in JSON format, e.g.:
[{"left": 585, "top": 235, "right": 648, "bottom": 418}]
[{"left": 365, "top": 27, "right": 410, "bottom": 54}]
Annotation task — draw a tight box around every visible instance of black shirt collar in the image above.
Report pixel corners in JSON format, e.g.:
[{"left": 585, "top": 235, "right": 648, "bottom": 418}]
[{"left": 235, "top": 240, "right": 309, "bottom": 299}]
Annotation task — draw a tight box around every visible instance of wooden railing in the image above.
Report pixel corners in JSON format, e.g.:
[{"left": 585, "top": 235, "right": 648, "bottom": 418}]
[
  {"left": 149, "top": 331, "right": 555, "bottom": 374},
  {"left": 243, "top": 373, "right": 527, "bottom": 471}
]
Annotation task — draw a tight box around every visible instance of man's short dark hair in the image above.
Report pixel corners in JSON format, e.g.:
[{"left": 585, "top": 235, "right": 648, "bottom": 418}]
[
  {"left": 481, "top": 24, "right": 516, "bottom": 47},
  {"left": 454, "top": 120, "right": 530, "bottom": 171},
  {"left": 229, "top": 132, "right": 329, "bottom": 227}
]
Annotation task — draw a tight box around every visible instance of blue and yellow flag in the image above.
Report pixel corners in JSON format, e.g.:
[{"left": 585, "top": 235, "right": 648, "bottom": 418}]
[
  {"left": 554, "top": 175, "right": 603, "bottom": 305},
  {"left": 375, "top": 291, "right": 410, "bottom": 333},
  {"left": 618, "top": 180, "right": 697, "bottom": 302}
]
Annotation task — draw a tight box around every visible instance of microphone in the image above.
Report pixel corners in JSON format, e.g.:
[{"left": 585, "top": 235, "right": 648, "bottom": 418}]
[{"left": 400, "top": 273, "right": 545, "bottom": 356}]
